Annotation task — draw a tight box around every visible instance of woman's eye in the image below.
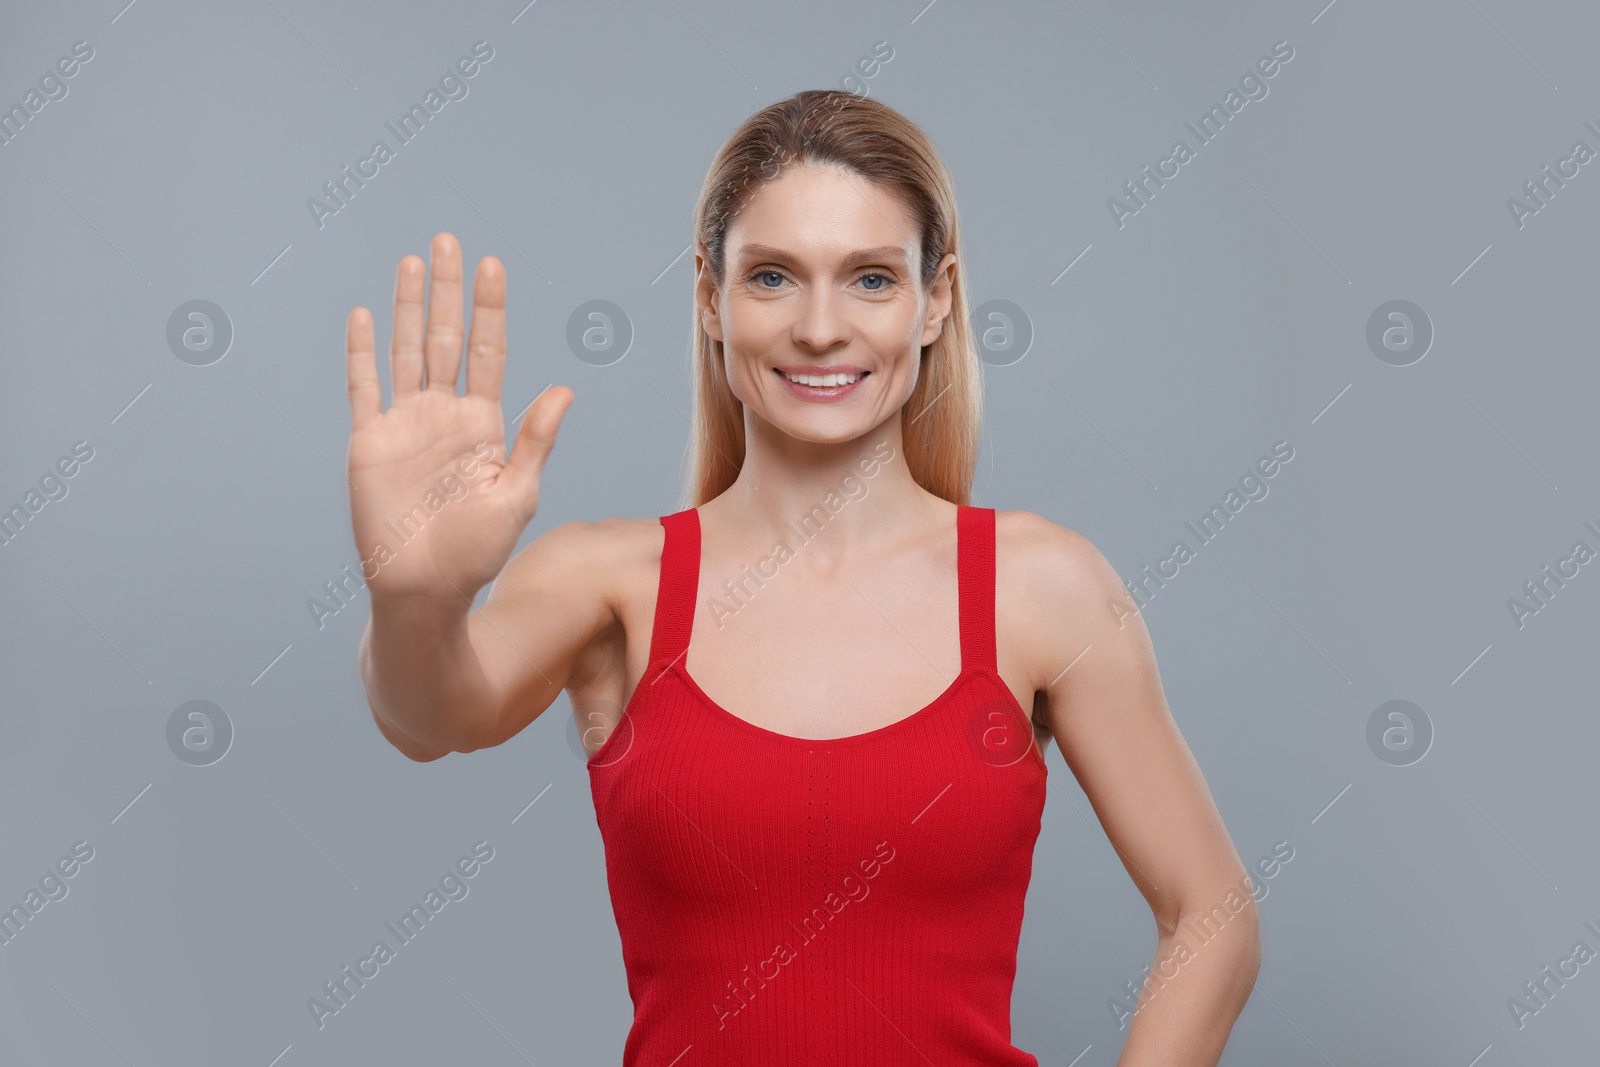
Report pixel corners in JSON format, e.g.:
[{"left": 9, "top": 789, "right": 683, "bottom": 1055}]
[{"left": 748, "top": 269, "right": 893, "bottom": 291}]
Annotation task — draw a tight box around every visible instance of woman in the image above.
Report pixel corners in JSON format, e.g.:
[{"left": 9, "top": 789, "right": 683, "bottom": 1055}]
[{"left": 346, "top": 90, "right": 1259, "bottom": 1066}]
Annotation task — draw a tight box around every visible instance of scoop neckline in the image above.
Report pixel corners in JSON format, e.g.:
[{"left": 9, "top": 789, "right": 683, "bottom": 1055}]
[
  {"left": 672, "top": 658, "right": 979, "bottom": 748},
  {"left": 586, "top": 658, "right": 1046, "bottom": 773},
  {"left": 587, "top": 502, "right": 1047, "bottom": 773},
  {"left": 673, "top": 502, "right": 974, "bottom": 748}
]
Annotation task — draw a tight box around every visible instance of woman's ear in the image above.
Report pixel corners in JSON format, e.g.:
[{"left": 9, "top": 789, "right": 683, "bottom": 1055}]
[
  {"left": 919, "top": 252, "right": 958, "bottom": 347},
  {"left": 694, "top": 248, "right": 725, "bottom": 342}
]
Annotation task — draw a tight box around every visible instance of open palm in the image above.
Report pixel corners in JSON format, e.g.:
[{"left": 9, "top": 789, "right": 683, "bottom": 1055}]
[{"left": 344, "top": 232, "right": 573, "bottom": 603}]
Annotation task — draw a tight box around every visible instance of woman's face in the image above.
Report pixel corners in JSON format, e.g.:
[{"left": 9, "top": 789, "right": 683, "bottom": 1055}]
[{"left": 697, "top": 162, "right": 956, "bottom": 445}]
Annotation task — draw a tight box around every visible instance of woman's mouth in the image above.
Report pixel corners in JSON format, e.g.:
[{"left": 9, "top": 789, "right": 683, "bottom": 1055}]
[{"left": 774, "top": 367, "right": 869, "bottom": 402}]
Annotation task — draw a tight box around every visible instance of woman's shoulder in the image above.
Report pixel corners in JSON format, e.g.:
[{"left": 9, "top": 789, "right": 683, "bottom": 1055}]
[
  {"left": 992, "top": 508, "right": 1132, "bottom": 647},
  {"left": 496, "top": 514, "right": 667, "bottom": 598},
  {"left": 993, "top": 508, "right": 1118, "bottom": 588}
]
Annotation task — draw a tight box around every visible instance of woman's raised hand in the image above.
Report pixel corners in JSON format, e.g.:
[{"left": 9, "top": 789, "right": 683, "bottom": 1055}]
[{"left": 345, "top": 232, "right": 573, "bottom": 605}]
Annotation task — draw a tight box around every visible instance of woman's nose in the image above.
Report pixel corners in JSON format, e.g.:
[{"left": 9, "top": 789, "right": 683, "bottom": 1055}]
[{"left": 790, "top": 291, "right": 852, "bottom": 351}]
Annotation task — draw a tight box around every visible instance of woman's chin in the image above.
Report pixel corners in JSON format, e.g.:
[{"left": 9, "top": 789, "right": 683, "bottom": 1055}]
[{"left": 756, "top": 412, "right": 875, "bottom": 447}]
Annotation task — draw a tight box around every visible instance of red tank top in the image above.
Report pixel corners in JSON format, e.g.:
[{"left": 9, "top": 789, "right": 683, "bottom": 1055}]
[{"left": 587, "top": 504, "right": 1048, "bottom": 1066}]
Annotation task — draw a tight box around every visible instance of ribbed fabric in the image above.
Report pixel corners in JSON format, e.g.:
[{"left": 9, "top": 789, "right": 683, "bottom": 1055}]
[{"left": 588, "top": 504, "right": 1047, "bottom": 1066}]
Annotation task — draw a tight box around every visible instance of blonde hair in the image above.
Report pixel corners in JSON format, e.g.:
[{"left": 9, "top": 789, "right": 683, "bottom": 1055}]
[{"left": 682, "top": 89, "right": 982, "bottom": 509}]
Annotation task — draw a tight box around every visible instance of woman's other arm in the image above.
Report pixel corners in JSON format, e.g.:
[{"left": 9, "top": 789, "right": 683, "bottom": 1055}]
[{"left": 1006, "top": 511, "right": 1261, "bottom": 1066}]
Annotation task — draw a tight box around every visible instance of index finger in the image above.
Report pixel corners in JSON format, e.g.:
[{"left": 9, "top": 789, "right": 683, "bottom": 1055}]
[{"left": 346, "top": 306, "right": 381, "bottom": 430}]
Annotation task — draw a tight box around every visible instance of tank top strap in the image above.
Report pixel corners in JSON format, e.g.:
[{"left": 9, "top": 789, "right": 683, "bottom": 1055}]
[
  {"left": 957, "top": 504, "right": 998, "bottom": 673},
  {"left": 647, "top": 508, "right": 702, "bottom": 670}
]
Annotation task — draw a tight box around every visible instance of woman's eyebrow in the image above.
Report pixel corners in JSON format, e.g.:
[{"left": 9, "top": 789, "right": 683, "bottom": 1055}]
[{"left": 737, "top": 243, "right": 910, "bottom": 269}]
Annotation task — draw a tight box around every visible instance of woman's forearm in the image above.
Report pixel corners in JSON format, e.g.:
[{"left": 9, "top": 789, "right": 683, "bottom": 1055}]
[
  {"left": 1115, "top": 907, "right": 1262, "bottom": 1066},
  {"left": 359, "top": 593, "right": 496, "bottom": 756}
]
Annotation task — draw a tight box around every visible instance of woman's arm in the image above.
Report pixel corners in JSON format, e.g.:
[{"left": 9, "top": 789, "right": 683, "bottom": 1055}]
[
  {"left": 1005, "top": 511, "right": 1261, "bottom": 1065},
  {"left": 359, "top": 518, "right": 626, "bottom": 759},
  {"left": 346, "top": 232, "right": 604, "bottom": 759}
]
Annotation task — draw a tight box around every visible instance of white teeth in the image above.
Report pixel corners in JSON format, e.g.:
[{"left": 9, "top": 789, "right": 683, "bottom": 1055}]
[{"left": 784, "top": 371, "right": 862, "bottom": 387}]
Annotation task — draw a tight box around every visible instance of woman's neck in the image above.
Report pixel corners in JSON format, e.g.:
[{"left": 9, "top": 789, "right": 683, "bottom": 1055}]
[{"left": 699, "top": 413, "right": 947, "bottom": 561}]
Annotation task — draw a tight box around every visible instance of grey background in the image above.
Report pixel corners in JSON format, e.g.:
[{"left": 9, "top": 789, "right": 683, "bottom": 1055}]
[{"left": 2, "top": 0, "right": 1596, "bottom": 1064}]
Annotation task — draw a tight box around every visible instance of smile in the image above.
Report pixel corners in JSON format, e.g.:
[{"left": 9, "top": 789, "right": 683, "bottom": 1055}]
[
  {"left": 781, "top": 370, "right": 864, "bottom": 387},
  {"left": 774, "top": 367, "right": 870, "bottom": 402}
]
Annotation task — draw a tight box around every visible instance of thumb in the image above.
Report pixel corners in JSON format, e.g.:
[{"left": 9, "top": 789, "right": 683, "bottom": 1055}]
[{"left": 503, "top": 385, "right": 574, "bottom": 513}]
